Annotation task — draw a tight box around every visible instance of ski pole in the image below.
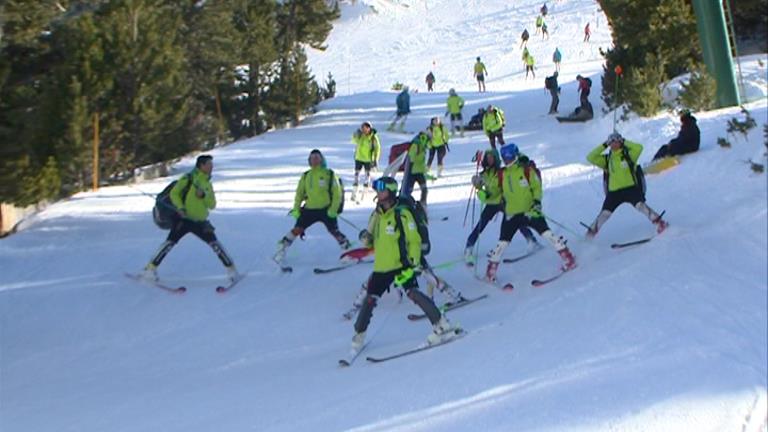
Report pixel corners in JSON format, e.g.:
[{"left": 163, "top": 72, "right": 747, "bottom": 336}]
[
  {"left": 339, "top": 215, "right": 362, "bottom": 232},
  {"left": 463, "top": 150, "right": 483, "bottom": 227},
  {"left": 544, "top": 214, "right": 582, "bottom": 237}
]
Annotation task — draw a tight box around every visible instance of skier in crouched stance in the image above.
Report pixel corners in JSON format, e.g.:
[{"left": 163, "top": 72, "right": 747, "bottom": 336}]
[
  {"left": 485, "top": 144, "right": 576, "bottom": 282},
  {"left": 143, "top": 155, "right": 239, "bottom": 282},
  {"left": 350, "top": 177, "right": 459, "bottom": 352},
  {"left": 275, "top": 149, "right": 351, "bottom": 262},
  {"left": 585, "top": 133, "right": 669, "bottom": 237}
]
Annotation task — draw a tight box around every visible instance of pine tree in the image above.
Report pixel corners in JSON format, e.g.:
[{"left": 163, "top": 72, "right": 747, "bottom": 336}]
[
  {"left": 599, "top": 0, "right": 701, "bottom": 116},
  {"left": 230, "top": 0, "right": 278, "bottom": 137}
]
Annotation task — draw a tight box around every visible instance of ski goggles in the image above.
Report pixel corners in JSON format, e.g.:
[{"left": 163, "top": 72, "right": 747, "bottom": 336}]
[{"left": 372, "top": 179, "right": 398, "bottom": 193}]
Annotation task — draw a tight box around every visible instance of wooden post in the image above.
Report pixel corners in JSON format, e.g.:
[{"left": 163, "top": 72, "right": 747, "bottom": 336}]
[
  {"left": 214, "top": 85, "right": 225, "bottom": 144},
  {"left": 93, "top": 112, "right": 99, "bottom": 191}
]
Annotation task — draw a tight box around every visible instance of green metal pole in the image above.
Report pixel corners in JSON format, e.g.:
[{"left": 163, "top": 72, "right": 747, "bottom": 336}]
[{"left": 691, "top": 0, "right": 740, "bottom": 107}]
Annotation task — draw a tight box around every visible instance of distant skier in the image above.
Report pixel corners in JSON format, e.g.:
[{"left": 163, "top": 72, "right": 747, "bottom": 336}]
[
  {"left": 520, "top": 28, "right": 530, "bottom": 48},
  {"left": 652, "top": 111, "right": 700, "bottom": 160},
  {"left": 545, "top": 71, "right": 560, "bottom": 114},
  {"left": 553, "top": 47, "right": 562, "bottom": 72},
  {"left": 348, "top": 176, "right": 459, "bottom": 354},
  {"left": 482, "top": 105, "right": 506, "bottom": 150},
  {"left": 425, "top": 71, "right": 435, "bottom": 92},
  {"left": 585, "top": 133, "right": 669, "bottom": 238},
  {"left": 584, "top": 22, "right": 591, "bottom": 42},
  {"left": 274, "top": 149, "right": 351, "bottom": 263},
  {"left": 576, "top": 74, "right": 591, "bottom": 109},
  {"left": 351, "top": 121, "right": 381, "bottom": 201},
  {"left": 541, "top": 21, "right": 549, "bottom": 40},
  {"left": 446, "top": 88, "right": 465, "bottom": 137},
  {"left": 521, "top": 47, "right": 530, "bottom": 70},
  {"left": 535, "top": 15, "right": 543, "bottom": 34},
  {"left": 473, "top": 57, "right": 488, "bottom": 92},
  {"left": 465, "top": 149, "right": 540, "bottom": 265},
  {"left": 142, "top": 155, "right": 239, "bottom": 282},
  {"left": 426, "top": 117, "right": 450, "bottom": 178},
  {"left": 388, "top": 86, "right": 411, "bottom": 132},
  {"left": 525, "top": 53, "right": 536, "bottom": 79},
  {"left": 404, "top": 131, "right": 430, "bottom": 206}
]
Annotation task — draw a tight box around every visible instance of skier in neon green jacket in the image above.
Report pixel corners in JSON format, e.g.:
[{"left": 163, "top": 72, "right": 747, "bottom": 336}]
[
  {"left": 348, "top": 176, "right": 459, "bottom": 354},
  {"left": 446, "top": 88, "right": 465, "bottom": 137},
  {"left": 351, "top": 121, "right": 381, "bottom": 200},
  {"left": 275, "top": 149, "right": 351, "bottom": 263},
  {"left": 427, "top": 117, "right": 450, "bottom": 177},
  {"left": 142, "top": 154, "right": 239, "bottom": 282},
  {"left": 404, "top": 131, "right": 430, "bottom": 206},
  {"left": 482, "top": 105, "right": 506, "bottom": 150},
  {"left": 483, "top": 144, "right": 576, "bottom": 283},
  {"left": 585, "top": 133, "right": 669, "bottom": 238}
]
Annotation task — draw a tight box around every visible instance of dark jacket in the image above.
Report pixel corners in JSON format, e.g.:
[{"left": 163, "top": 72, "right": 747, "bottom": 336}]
[
  {"left": 396, "top": 90, "right": 411, "bottom": 115},
  {"left": 669, "top": 114, "right": 700, "bottom": 155}
]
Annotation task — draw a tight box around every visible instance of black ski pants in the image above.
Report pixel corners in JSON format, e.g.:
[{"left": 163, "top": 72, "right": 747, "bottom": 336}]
[
  {"left": 499, "top": 213, "right": 550, "bottom": 242},
  {"left": 467, "top": 204, "right": 535, "bottom": 247},
  {"left": 354, "top": 269, "right": 441, "bottom": 334}
]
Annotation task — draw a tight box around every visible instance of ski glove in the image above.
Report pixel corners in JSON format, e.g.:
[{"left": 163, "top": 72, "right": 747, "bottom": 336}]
[
  {"left": 394, "top": 267, "right": 417, "bottom": 287},
  {"left": 327, "top": 209, "right": 338, "bottom": 219},
  {"left": 527, "top": 200, "right": 543, "bottom": 217},
  {"left": 471, "top": 174, "right": 484, "bottom": 188},
  {"left": 359, "top": 229, "right": 373, "bottom": 246},
  {"left": 289, "top": 208, "right": 301, "bottom": 219},
  {"left": 476, "top": 190, "right": 488, "bottom": 204}
]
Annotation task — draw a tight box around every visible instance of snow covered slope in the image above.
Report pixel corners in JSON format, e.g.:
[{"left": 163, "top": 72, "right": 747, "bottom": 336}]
[{"left": 2, "top": 1, "right": 766, "bottom": 431}]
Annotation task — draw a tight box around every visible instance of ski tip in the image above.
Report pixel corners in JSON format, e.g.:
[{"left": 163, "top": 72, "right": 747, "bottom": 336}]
[
  {"left": 177, "top": 286, "right": 187, "bottom": 293},
  {"left": 502, "top": 283, "right": 514, "bottom": 292},
  {"left": 531, "top": 280, "right": 544, "bottom": 287},
  {"left": 338, "top": 359, "right": 351, "bottom": 367},
  {"left": 215, "top": 286, "right": 226, "bottom": 293}
]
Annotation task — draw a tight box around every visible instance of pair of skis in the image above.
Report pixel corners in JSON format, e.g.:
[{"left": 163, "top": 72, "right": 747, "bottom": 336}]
[
  {"left": 125, "top": 273, "right": 244, "bottom": 294},
  {"left": 339, "top": 328, "right": 466, "bottom": 366}
]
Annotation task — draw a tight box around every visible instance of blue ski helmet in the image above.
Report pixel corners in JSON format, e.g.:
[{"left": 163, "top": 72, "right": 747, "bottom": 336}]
[{"left": 500, "top": 143, "right": 520, "bottom": 163}]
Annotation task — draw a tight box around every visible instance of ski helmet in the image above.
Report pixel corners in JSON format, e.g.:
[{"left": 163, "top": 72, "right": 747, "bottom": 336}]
[
  {"left": 500, "top": 143, "right": 520, "bottom": 163},
  {"left": 372, "top": 176, "right": 398, "bottom": 200},
  {"left": 449, "top": 88, "right": 456, "bottom": 96},
  {"left": 308, "top": 149, "right": 326, "bottom": 167},
  {"left": 606, "top": 132, "right": 624, "bottom": 144}
]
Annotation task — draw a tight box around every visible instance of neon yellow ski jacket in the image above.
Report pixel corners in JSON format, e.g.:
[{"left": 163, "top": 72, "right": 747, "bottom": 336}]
[
  {"left": 586, "top": 140, "right": 643, "bottom": 192},
  {"left": 170, "top": 168, "right": 216, "bottom": 222},
  {"left": 293, "top": 167, "right": 342, "bottom": 214}
]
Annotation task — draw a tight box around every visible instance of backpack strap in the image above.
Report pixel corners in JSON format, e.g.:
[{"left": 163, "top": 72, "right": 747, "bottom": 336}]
[
  {"left": 180, "top": 173, "right": 195, "bottom": 207},
  {"left": 393, "top": 206, "right": 412, "bottom": 268}
]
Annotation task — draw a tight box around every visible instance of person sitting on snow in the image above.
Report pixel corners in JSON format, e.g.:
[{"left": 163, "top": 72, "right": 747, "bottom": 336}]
[{"left": 652, "top": 111, "right": 700, "bottom": 160}]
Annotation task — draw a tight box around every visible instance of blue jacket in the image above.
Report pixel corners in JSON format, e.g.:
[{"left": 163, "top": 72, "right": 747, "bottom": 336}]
[{"left": 396, "top": 90, "right": 411, "bottom": 115}]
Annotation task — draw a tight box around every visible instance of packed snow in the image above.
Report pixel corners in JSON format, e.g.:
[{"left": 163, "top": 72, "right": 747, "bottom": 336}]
[{"left": 1, "top": 1, "right": 766, "bottom": 431}]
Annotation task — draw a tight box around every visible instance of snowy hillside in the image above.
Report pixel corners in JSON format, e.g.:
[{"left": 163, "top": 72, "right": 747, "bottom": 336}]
[{"left": 2, "top": 1, "right": 767, "bottom": 431}]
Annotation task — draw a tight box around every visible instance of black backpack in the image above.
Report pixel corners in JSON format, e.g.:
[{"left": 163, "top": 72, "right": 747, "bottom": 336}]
[
  {"left": 330, "top": 170, "right": 345, "bottom": 215},
  {"left": 585, "top": 77, "right": 593, "bottom": 88},
  {"left": 545, "top": 76, "right": 556, "bottom": 90},
  {"left": 394, "top": 195, "right": 431, "bottom": 258},
  {"left": 153, "top": 174, "right": 193, "bottom": 229},
  {"left": 602, "top": 147, "right": 646, "bottom": 197}
]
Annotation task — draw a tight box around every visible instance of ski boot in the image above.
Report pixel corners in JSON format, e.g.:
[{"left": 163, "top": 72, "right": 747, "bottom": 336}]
[
  {"left": 225, "top": 265, "right": 240, "bottom": 283},
  {"left": 274, "top": 237, "right": 291, "bottom": 262},
  {"left": 351, "top": 331, "right": 366, "bottom": 351},
  {"left": 427, "top": 316, "right": 461, "bottom": 345},
  {"left": 558, "top": 248, "right": 577, "bottom": 271},
  {"left": 141, "top": 263, "right": 158, "bottom": 282},
  {"left": 485, "top": 261, "right": 499, "bottom": 283},
  {"left": 464, "top": 247, "right": 476, "bottom": 266}
]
